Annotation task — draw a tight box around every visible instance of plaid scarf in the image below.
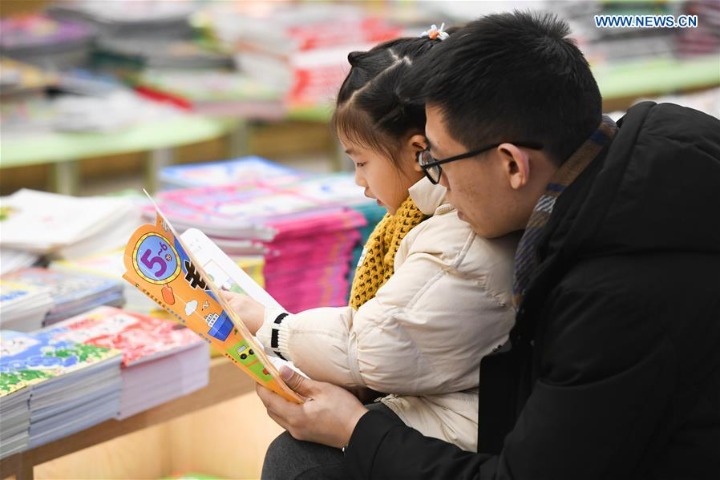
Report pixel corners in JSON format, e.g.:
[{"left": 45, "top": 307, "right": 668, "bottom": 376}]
[
  {"left": 349, "top": 196, "right": 427, "bottom": 310},
  {"left": 512, "top": 116, "right": 618, "bottom": 308}
]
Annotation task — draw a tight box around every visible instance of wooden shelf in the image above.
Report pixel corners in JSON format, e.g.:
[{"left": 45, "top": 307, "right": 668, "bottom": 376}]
[{"left": 0, "top": 357, "right": 254, "bottom": 480}]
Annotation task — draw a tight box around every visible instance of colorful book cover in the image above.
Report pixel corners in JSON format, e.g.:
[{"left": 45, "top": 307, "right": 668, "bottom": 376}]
[
  {"left": 123, "top": 206, "right": 303, "bottom": 403},
  {"left": 0, "top": 330, "right": 121, "bottom": 394},
  {"left": 46, "top": 306, "right": 204, "bottom": 367},
  {"left": 2, "top": 268, "right": 123, "bottom": 305}
]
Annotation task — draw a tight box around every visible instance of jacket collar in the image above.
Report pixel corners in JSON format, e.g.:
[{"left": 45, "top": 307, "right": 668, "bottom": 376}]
[{"left": 409, "top": 177, "right": 448, "bottom": 216}]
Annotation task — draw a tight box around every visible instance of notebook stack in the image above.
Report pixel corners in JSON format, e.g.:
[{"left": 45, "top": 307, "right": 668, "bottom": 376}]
[
  {"left": 2, "top": 268, "right": 125, "bottom": 327},
  {"left": 50, "top": 250, "right": 159, "bottom": 316},
  {"left": 0, "top": 248, "right": 39, "bottom": 276},
  {"left": 203, "top": 3, "right": 401, "bottom": 109},
  {"left": 0, "top": 189, "right": 143, "bottom": 260},
  {"left": 0, "top": 329, "right": 122, "bottom": 449},
  {"left": 0, "top": 14, "right": 95, "bottom": 70},
  {"left": 43, "top": 307, "right": 209, "bottom": 420},
  {"left": 0, "top": 280, "right": 53, "bottom": 332},
  {"left": 0, "top": 373, "right": 31, "bottom": 460},
  {"left": 159, "top": 156, "right": 302, "bottom": 190}
]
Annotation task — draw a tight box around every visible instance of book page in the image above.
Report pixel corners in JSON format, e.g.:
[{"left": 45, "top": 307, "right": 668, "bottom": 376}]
[{"left": 180, "top": 228, "right": 281, "bottom": 310}]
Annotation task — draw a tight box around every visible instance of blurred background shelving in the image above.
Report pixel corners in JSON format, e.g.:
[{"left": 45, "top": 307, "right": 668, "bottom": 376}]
[{"left": 1, "top": 0, "right": 718, "bottom": 197}]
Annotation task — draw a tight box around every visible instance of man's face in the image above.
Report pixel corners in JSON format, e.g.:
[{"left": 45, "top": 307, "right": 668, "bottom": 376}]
[{"left": 425, "top": 105, "right": 523, "bottom": 238}]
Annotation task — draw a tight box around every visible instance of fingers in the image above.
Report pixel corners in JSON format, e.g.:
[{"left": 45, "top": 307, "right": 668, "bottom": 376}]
[
  {"left": 280, "top": 367, "right": 316, "bottom": 398},
  {"left": 219, "top": 290, "right": 235, "bottom": 300},
  {"left": 219, "top": 290, "right": 240, "bottom": 309}
]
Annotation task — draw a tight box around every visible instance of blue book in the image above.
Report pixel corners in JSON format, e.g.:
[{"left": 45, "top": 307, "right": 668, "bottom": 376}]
[
  {"left": 159, "top": 156, "right": 304, "bottom": 189},
  {"left": 2, "top": 268, "right": 125, "bottom": 326}
]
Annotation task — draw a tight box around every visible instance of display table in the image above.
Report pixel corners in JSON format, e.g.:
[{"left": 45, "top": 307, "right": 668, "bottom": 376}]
[
  {"left": 0, "top": 115, "right": 242, "bottom": 195},
  {"left": 593, "top": 54, "right": 720, "bottom": 111},
  {"left": 0, "top": 358, "right": 253, "bottom": 480}
]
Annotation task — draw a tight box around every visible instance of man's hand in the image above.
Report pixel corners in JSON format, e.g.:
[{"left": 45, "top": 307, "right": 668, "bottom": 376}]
[
  {"left": 257, "top": 367, "right": 369, "bottom": 449},
  {"left": 220, "top": 291, "right": 265, "bottom": 335}
]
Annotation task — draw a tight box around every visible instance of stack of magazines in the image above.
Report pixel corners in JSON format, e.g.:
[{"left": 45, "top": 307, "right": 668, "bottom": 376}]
[
  {"left": 51, "top": 250, "right": 161, "bottom": 317},
  {"left": 2, "top": 268, "right": 125, "bottom": 327},
  {"left": 201, "top": 3, "right": 401, "bottom": 108},
  {"left": 0, "top": 280, "right": 53, "bottom": 332},
  {"left": 0, "top": 189, "right": 143, "bottom": 260},
  {"left": 41, "top": 306, "right": 209, "bottom": 420},
  {"left": 0, "top": 329, "right": 123, "bottom": 449},
  {"left": 0, "top": 374, "right": 31, "bottom": 460}
]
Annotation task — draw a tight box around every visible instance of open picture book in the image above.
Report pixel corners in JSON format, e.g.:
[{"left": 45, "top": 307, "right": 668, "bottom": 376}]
[{"left": 122, "top": 196, "right": 303, "bottom": 403}]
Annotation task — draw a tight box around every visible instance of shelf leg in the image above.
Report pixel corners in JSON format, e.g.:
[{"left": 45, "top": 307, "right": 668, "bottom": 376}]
[
  {"left": 227, "top": 120, "right": 250, "bottom": 158},
  {"left": 51, "top": 161, "right": 79, "bottom": 195},
  {"left": 146, "top": 148, "right": 174, "bottom": 194}
]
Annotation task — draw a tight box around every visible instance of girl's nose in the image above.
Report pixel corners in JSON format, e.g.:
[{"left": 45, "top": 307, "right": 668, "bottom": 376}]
[{"left": 354, "top": 168, "right": 366, "bottom": 187}]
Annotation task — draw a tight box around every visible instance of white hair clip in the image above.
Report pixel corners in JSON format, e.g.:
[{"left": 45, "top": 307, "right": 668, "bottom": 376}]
[{"left": 421, "top": 23, "right": 449, "bottom": 41}]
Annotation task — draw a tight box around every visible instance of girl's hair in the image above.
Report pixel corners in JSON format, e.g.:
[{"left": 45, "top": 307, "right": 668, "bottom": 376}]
[{"left": 332, "top": 32, "right": 454, "bottom": 169}]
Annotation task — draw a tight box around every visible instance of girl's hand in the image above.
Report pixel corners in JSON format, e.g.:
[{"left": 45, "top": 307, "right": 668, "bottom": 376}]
[{"left": 220, "top": 291, "right": 266, "bottom": 335}]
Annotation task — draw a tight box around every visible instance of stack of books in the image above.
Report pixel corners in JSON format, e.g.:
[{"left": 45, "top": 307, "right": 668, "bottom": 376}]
[
  {"left": 0, "top": 14, "right": 95, "bottom": 70},
  {"left": 0, "top": 248, "right": 39, "bottom": 276},
  {"left": 0, "top": 189, "right": 143, "bottom": 260},
  {"left": 282, "top": 174, "right": 387, "bottom": 287},
  {"left": 50, "top": 250, "right": 161, "bottom": 317},
  {"left": 48, "top": 0, "right": 196, "bottom": 41},
  {"left": 0, "top": 329, "right": 123, "bottom": 448},
  {"left": 2, "top": 268, "right": 125, "bottom": 327},
  {"left": 151, "top": 161, "right": 385, "bottom": 312},
  {"left": 42, "top": 306, "right": 210, "bottom": 420},
  {"left": 204, "top": 3, "right": 401, "bottom": 108},
  {"left": 676, "top": 1, "right": 720, "bottom": 58},
  {"left": 159, "top": 156, "right": 303, "bottom": 190},
  {"left": 131, "top": 69, "right": 285, "bottom": 119},
  {"left": 0, "top": 374, "right": 31, "bottom": 460},
  {"left": 0, "top": 280, "right": 53, "bottom": 332}
]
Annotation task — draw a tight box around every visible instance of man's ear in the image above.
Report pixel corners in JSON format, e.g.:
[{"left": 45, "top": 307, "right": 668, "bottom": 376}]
[
  {"left": 497, "top": 143, "right": 531, "bottom": 190},
  {"left": 408, "top": 134, "right": 428, "bottom": 172}
]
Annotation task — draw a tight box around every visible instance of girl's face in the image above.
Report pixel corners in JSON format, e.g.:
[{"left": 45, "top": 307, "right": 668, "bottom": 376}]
[{"left": 340, "top": 133, "right": 425, "bottom": 214}]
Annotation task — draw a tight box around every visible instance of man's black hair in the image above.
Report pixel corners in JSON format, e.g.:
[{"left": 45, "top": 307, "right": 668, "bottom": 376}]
[{"left": 414, "top": 11, "right": 602, "bottom": 165}]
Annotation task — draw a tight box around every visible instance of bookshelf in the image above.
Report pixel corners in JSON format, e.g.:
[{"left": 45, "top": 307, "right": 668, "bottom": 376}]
[{"left": 0, "top": 357, "right": 254, "bottom": 480}]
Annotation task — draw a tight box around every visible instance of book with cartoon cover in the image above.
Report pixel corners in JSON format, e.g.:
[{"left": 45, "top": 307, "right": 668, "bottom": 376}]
[{"left": 122, "top": 201, "right": 303, "bottom": 404}]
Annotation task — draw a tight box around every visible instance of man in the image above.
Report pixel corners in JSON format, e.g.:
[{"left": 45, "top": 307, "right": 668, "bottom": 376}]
[{"left": 258, "top": 11, "right": 720, "bottom": 479}]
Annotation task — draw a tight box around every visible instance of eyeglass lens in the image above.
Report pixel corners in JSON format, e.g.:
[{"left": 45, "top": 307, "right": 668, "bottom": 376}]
[{"left": 418, "top": 150, "right": 442, "bottom": 184}]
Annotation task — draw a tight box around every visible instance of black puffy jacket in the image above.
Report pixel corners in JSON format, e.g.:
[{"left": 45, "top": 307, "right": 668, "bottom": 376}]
[{"left": 345, "top": 102, "right": 720, "bottom": 480}]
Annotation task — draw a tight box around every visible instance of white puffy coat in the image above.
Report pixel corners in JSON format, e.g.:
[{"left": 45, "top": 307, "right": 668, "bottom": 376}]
[{"left": 257, "top": 178, "right": 518, "bottom": 451}]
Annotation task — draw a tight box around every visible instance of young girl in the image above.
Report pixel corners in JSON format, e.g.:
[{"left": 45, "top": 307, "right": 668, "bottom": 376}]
[{"left": 224, "top": 26, "right": 518, "bottom": 453}]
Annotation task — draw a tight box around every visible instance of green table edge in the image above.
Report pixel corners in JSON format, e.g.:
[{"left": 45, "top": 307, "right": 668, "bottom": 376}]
[{"left": 0, "top": 116, "right": 242, "bottom": 168}]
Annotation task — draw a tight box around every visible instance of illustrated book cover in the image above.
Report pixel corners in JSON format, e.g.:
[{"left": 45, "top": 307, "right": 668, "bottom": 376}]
[{"left": 122, "top": 201, "right": 303, "bottom": 403}]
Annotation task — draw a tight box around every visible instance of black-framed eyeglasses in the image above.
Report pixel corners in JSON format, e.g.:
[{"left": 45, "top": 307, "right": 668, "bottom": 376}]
[{"left": 417, "top": 141, "right": 544, "bottom": 184}]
